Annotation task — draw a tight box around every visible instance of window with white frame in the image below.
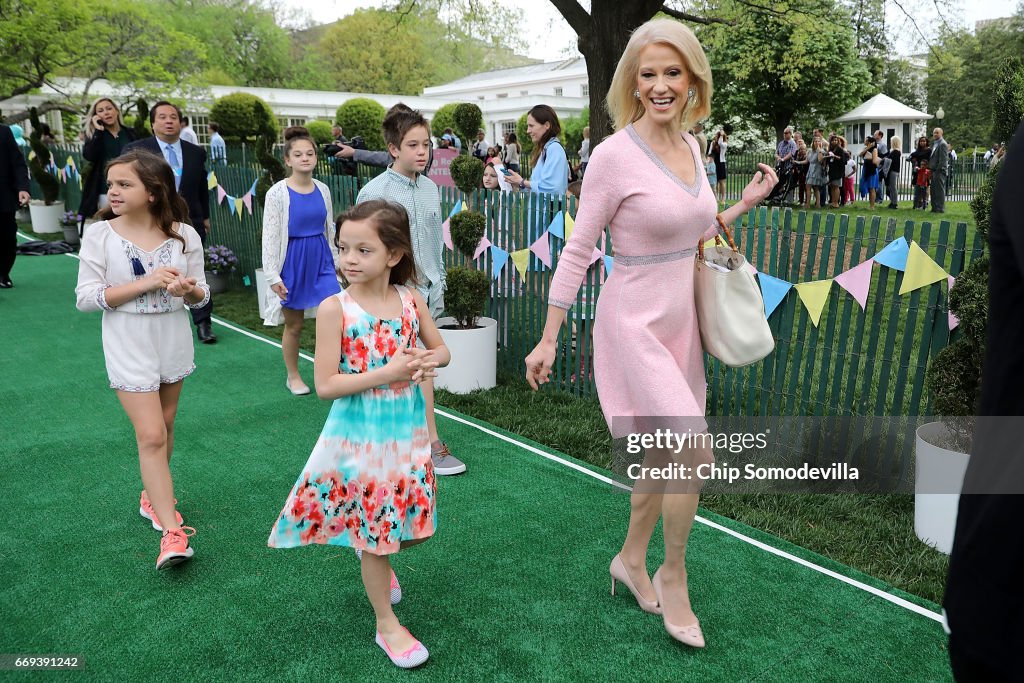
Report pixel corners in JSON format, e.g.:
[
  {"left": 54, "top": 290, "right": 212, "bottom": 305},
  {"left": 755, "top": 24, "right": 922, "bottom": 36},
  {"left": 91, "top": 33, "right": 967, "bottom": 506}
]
[
  {"left": 520, "top": 90, "right": 528, "bottom": 96},
  {"left": 581, "top": 84, "right": 589, "bottom": 97},
  {"left": 497, "top": 93, "right": 508, "bottom": 98},
  {"left": 501, "top": 120, "right": 516, "bottom": 139},
  {"left": 191, "top": 114, "right": 210, "bottom": 145},
  {"left": 554, "top": 87, "right": 563, "bottom": 97}
]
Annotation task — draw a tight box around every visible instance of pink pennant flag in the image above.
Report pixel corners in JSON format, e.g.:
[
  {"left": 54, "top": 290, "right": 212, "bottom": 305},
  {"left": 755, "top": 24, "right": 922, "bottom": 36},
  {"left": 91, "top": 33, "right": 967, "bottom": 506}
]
[
  {"left": 589, "top": 247, "right": 604, "bottom": 265},
  {"left": 948, "top": 276, "right": 959, "bottom": 331},
  {"left": 834, "top": 258, "right": 874, "bottom": 311},
  {"left": 217, "top": 186, "right": 227, "bottom": 204},
  {"left": 473, "top": 236, "right": 492, "bottom": 261},
  {"left": 442, "top": 218, "right": 453, "bottom": 250},
  {"left": 529, "top": 232, "right": 552, "bottom": 268},
  {"left": 242, "top": 193, "right": 253, "bottom": 214}
]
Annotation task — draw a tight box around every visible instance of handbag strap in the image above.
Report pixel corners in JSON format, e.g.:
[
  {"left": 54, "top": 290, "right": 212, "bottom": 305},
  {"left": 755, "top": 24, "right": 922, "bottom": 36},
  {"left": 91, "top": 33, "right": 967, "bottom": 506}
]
[{"left": 698, "top": 214, "right": 738, "bottom": 262}]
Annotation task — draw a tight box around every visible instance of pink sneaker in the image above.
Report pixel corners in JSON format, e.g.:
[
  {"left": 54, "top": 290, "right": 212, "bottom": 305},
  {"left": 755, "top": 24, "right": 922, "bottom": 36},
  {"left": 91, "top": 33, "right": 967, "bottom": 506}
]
[
  {"left": 375, "top": 629, "right": 428, "bottom": 669},
  {"left": 156, "top": 527, "right": 195, "bottom": 570},
  {"left": 139, "top": 491, "right": 183, "bottom": 532}
]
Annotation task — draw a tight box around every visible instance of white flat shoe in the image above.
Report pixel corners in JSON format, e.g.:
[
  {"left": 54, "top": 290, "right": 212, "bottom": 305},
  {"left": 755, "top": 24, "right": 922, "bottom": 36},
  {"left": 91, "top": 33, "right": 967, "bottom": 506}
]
[{"left": 285, "top": 378, "right": 310, "bottom": 396}]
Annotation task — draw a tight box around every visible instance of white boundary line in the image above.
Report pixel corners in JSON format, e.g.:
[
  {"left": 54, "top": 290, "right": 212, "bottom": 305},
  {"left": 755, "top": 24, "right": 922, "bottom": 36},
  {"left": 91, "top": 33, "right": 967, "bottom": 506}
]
[{"left": 42, "top": 232, "right": 940, "bottom": 623}]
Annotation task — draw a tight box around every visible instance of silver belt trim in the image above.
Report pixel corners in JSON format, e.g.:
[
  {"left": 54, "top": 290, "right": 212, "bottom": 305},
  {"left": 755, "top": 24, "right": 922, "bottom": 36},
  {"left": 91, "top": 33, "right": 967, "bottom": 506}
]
[{"left": 614, "top": 247, "right": 698, "bottom": 267}]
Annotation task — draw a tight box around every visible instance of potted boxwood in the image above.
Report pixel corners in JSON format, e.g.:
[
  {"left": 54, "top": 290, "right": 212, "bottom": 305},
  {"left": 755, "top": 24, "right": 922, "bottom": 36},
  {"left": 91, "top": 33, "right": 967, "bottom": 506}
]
[
  {"left": 915, "top": 169, "right": 994, "bottom": 554},
  {"left": 433, "top": 154, "right": 497, "bottom": 393},
  {"left": 204, "top": 244, "right": 237, "bottom": 294},
  {"left": 27, "top": 107, "right": 64, "bottom": 234}
]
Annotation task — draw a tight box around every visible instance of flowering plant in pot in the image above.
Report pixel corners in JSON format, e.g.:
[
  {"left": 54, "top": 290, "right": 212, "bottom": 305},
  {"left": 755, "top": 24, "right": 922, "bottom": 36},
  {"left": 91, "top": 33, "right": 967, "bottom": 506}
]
[
  {"left": 60, "top": 211, "right": 82, "bottom": 247},
  {"left": 204, "top": 244, "right": 237, "bottom": 294}
]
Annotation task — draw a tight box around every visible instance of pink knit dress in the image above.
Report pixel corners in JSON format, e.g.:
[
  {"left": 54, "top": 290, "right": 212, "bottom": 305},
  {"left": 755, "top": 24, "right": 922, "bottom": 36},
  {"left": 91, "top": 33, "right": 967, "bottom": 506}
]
[{"left": 548, "top": 125, "right": 719, "bottom": 438}]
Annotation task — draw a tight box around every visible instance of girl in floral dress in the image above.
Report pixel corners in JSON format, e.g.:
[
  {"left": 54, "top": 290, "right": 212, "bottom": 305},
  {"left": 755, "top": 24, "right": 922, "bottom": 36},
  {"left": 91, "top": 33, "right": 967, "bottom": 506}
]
[{"left": 268, "top": 199, "right": 450, "bottom": 670}]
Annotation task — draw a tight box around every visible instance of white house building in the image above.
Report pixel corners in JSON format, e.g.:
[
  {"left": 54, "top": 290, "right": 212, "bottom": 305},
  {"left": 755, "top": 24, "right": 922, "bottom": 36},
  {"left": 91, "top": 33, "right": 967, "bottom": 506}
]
[
  {"left": 834, "top": 93, "right": 933, "bottom": 156},
  {"left": 2, "top": 58, "right": 590, "bottom": 150}
]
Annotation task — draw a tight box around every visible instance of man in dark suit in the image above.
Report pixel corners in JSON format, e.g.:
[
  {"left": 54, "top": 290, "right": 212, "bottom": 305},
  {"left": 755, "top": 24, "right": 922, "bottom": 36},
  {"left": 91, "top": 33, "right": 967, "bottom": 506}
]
[
  {"left": 0, "top": 124, "right": 30, "bottom": 288},
  {"left": 944, "top": 120, "right": 1024, "bottom": 682},
  {"left": 127, "top": 101, "right": 216, "bottom": 343},
  {"left": 928, "top": 127, "right": 949, "bottom": 213}
]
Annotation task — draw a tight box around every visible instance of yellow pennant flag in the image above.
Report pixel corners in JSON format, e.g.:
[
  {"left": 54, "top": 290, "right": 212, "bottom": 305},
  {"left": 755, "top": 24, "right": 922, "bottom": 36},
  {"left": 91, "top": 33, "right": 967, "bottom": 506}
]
[
  {"left": 66, "top": 156, "right": 76, "bottom": 170},
  {"left": 564, "top": 211, "right": 575, "bottom": 241},
  {"left": 794, "top": 280, "right": 833, "bottom": 327},
  {"left": 899, "top": 241, "right": 948, "bottom": 295},
  {"left": 510, "top": 248, "right": 531, "bottom": 281},
  {"left": 207, "top": 171, "right": 218, "bottom": 190},
  {"left": 461, "top": 201, "right": 470, "bottom": 212},
  {"left": 234, "top": 197, "right": 244, "bottom": 217}
]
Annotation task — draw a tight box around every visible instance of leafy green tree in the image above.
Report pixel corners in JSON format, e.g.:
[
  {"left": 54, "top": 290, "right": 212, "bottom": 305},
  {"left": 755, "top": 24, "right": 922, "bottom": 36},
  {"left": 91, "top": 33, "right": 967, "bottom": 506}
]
[
  {"left": 878, "top": 59, "right": 925, "bottom": 111},
  {"left": 430, "top": 103, "right": 459, "bottom": 138},
  {"left": 0, "top": 0, "right": 204, "bottom": 124},
  {"left": 336, "top": 98, "right": 386, "bottom": 151},
  {"left": 305, "top": 120, "right": 335, "bottom": 145},
  {"left": 516, "top": 113, "right": 533, "bottom": 159},
  {"left": 699, "top": 0, "right": 872, "bottom": 140},
  {"left": 209, "top": 92, "right": 278, "bottom": 142},
  {"left": 991, "top": 58, "right": 1024, "bottom": 144},
  {"left": 562, "top": 107, "right": 590, "bottom": 158}
]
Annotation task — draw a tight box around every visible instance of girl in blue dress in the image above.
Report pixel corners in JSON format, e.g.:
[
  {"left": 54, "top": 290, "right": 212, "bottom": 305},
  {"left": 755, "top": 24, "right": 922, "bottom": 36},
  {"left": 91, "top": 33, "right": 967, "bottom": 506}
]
[{"left": 261, "top": 127, "right": 341, "bottom": 394}]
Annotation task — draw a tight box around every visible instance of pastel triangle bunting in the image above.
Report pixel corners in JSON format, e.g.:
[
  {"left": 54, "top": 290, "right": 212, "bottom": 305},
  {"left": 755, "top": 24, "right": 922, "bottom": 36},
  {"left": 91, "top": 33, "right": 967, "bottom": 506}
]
[
  {"left": 603, "top": 255, "right": 614, "bottom": 275},
  {"left": 872, "top": 237, "right": 910, "bottom": 271},
  {"left": 547, "top": 212, "right": 564, "bottom": 239},
  {"left": 589, "top": 247, "right": 603, "bottom": 265},
  {"left": 217, "top": 186, "right": 227, "bottom": 203},
  {"left": 834, "top": 258, "right": 874, "bottom": 310},
  {"left": 490, "top": 246, "right": 509, "bottom": 280},
  {"left": 899, "top": 241, "right": 949, "bottom": 295},
  {"left": 473, "top": 236, "right": 492, "bottom": 261},
  {"left": 242, "top": 193, "right": 253, "bottom": 213},
  {"left": 565, "top": 212, "right": 575, "bottom": 241},
  {"left": 234, "top": 197, "right": 243, "bottom": 217},
  {"left": 510, "top": 249, "right": 531, "bottom": 281},
  {"left": 758, "top": 273, "right": 793, "bottom": 319},
  {"left": 448, "top": 200, "right": 462, "bottom": 219},
  {"left": 441, "top": 218, "right": 453, "bottom": 250},
  {"left": 529, "top": 232, "right": 552, "bottom": 268},
  {"left": 207, "top": 171, "right": 217, "bottom": 190},
  {"left": 794, "top": 280, "right": 833, "bottom": 327}
]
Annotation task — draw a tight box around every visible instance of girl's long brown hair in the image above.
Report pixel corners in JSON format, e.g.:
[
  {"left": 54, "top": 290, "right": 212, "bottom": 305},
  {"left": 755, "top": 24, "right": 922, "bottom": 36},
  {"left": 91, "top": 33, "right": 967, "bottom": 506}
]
[
  {"left": 527, "top": 105, "right": 562, "bottom": 168},
  {"left": 97, "top": 149, "right": 191, "bottom": 250},
  {"left": 334, "top": 200, "right": 418, "bottom": 286}
]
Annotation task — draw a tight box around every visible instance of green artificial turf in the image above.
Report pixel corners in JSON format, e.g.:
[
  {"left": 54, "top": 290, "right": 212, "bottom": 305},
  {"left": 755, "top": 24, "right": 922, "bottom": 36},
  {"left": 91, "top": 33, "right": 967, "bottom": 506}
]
[{"left": 0, "top": 250, "right": 952, "bottom": 681}]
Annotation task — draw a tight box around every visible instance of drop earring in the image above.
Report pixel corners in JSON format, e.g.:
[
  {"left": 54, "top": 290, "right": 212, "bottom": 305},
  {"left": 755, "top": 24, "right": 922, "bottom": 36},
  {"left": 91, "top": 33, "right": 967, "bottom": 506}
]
[
  {"left": 688, "top": 87, "right": 695, "bottom": 100},
  {"left": 634, "top": 89, "right": 640, "bottom": 99}
]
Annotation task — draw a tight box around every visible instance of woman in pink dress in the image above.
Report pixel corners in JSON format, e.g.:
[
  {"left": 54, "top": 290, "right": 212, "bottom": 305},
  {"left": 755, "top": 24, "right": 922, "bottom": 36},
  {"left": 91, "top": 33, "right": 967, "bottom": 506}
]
[{"left": 525, "top": 19, "right": 776, "bottom": 649}]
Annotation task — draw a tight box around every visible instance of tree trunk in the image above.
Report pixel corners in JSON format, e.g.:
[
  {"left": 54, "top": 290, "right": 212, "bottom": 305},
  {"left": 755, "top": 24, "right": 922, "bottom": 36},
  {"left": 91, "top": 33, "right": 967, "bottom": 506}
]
[{"left": 551, "top": 0, "right": 664, "bottom": 147}]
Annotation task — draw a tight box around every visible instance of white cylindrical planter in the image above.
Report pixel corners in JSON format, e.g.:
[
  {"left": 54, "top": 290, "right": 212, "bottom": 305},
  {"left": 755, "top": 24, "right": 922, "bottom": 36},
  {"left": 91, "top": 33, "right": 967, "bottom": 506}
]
[
  {"left": 914, "top": 421, "right": 971, "bottom": 554},
  {"left": 28, "top": 200, "right": 65, "bottom": 234},
  {"left": 435, "top": 316, "right": 497, "bottom": 393}
]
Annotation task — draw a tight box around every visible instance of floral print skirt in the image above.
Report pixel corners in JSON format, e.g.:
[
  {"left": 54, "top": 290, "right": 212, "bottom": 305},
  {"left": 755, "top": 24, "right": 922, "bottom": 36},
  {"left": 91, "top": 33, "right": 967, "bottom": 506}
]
[{"left": 267, "top": 383, "right": 436, "bottom": 555}]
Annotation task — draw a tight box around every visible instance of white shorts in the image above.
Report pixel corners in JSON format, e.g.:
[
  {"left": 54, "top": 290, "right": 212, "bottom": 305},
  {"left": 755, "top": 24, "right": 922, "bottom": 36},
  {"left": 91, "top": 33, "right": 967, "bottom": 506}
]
[{"left": 102, "top": 310, "right": 195, "bottom": 392}]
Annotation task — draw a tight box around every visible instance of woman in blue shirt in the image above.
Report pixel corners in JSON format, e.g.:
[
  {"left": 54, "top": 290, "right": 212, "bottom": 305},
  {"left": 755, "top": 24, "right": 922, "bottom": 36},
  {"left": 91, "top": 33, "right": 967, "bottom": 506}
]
[{"left": 506, "top": 105, "right": 569, "bottom": 241}]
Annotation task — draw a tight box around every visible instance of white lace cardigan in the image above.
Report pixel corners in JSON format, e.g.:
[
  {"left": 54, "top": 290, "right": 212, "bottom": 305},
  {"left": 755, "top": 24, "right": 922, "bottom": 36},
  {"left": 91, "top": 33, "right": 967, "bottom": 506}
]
[{"left": 260, "top": 178, "right": 338, "bottom": 325}]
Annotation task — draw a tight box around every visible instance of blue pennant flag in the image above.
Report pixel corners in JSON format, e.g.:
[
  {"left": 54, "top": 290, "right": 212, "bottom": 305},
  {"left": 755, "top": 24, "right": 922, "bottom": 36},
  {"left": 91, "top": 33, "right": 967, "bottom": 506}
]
[
  {"left": 603, "top": 255, "right": 614, "bottom": 276},
  {"left": 872, "top": 237, "right": 910, "bottom": 272},
  {"left": 225, "top": 194, "right": 235, "bottom": 207},
  {"left": 490, "top": 246, "right": 509, "bottom": 280},
  {"left": 547, "top": 212, "right": 565, "bottom": 239},
  {"left": 448, "top": 200, "right": 462, "bottom": 219},
  {"left": 758, "top": 273, "right": 793, "bottom": 319},
  {"left": 249, "top": 179, "right": 258, "bottom": 195}
]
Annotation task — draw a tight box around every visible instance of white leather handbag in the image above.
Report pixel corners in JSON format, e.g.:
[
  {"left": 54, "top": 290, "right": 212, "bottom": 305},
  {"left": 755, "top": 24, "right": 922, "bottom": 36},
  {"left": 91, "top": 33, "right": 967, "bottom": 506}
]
[{"left": 693, "top": 216, "right": 775, "bottom": 367}]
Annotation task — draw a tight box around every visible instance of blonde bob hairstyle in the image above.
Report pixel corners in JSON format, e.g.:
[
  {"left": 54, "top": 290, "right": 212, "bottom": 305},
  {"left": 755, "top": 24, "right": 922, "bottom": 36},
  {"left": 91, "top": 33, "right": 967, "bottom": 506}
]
[{"left": 607, "top": 19, "right": 713, "bottom": 133}]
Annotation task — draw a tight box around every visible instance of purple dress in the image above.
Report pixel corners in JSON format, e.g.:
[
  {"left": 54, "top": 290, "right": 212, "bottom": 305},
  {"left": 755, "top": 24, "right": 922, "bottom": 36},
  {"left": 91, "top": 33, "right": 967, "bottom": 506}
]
[{"left": 280, "top": 187, "right": 340, "bottom": 310}]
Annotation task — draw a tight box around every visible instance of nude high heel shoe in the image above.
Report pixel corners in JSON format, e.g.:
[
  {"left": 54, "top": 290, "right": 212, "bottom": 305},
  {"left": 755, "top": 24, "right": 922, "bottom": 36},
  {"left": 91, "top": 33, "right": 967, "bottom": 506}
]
[
  {"left": 609, "top": 554, "right": 662, "bottom": 614},
  {"left": 652, "top": 567, "right": 705, "bottom": 648}
]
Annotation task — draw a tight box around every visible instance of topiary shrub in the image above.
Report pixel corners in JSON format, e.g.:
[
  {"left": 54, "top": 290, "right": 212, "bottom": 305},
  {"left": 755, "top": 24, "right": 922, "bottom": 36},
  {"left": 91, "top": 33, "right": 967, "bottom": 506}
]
[
  {"left": 335, "top": 98, "right": 386, "bottom": 151},
  {"left": 306, "top": 120, "right": 334, "bottom": 145},
  {"left": 445, "top": 204, "right": 489, "bottom": 329},
  {"left": 210, "top": 92, "right": 278, "bottom": 142},
  {"left": 430, "top": 102, "right": 459, "bottom": 139},
  {"left": 453, "top": 103, "right": 483, "bottom": 154},
  {"left": 516, "top": 112, "right": 533, "bottom": 159},
  {"left": 449, "top": 154, "right": 484, "bottom": 197},
  {"left": 28, "top": 108, "right": 60, "bottom": 205}
]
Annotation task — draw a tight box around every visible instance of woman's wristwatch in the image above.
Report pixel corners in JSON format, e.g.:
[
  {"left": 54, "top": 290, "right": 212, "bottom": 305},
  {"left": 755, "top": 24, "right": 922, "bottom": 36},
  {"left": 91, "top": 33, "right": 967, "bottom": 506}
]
[{"left": 519, "top": 180, "right": 527, "bottom": 190}]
